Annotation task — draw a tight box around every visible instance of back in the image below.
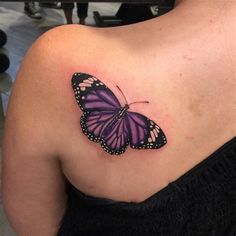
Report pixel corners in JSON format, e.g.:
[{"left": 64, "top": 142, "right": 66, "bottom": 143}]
[
  {"left": 55, "top": 1, "right": 236, "bottom": 202},
  {"left": 2, "top": 1, "right": 236, "bottom": 235}
]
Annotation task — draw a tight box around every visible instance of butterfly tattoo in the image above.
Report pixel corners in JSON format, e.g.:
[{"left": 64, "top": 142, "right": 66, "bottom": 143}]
[{"left": 72, "top": 73, "right": 167, "bottom": 155}]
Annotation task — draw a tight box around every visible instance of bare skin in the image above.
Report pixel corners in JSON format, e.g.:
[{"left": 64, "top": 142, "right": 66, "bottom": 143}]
[{"left": 2, "top": 0, "right": 236, "bottom": 235}]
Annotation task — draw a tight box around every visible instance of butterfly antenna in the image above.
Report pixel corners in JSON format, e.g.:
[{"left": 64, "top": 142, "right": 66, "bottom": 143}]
[
  {"left": 128, "top": 101, "right": 149, "bottom": 106},
  {"left": 116, "top": 85, "right": 128, "bottom": 104}
]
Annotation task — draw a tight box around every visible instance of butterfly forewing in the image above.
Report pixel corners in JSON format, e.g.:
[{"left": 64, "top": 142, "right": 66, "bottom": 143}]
[
  {"left": 72, "top": 73, "right": 121, "bottom": 112},
  {"left": 127, "top": 112, "right": 167, "bottom": 149}
]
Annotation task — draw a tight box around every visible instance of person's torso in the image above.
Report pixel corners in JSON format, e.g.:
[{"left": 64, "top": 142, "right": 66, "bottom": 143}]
[{"left": 54, "top": 2, "right": 236, "bottom": 203}]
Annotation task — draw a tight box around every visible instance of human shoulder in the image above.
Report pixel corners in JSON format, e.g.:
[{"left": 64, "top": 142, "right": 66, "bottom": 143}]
[
  {"left": 5, "top": 25, "right": 101, "bottom": 155},
  {"left": 22, "top": 24, "right": 101, "bottom": 72},
  {"left": 13, "top": 24, "right": 106, "bottom": 102}
]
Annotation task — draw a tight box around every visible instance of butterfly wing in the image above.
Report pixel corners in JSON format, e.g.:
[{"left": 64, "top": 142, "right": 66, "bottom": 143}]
[
  {"left": 72, "top": 73, "right": 124, "bottom": 147},
  {"left": 72, "top": 73, "right": 121, "bottom": 112},
  {"left": 127, "top": 112, "right": 167, "bottom": 149},
  {"left": 80, "top": 110, "right": 118, "bottom": 143},
  {"left": 101, "top": 117, "right": 130, "bottom": 155}
]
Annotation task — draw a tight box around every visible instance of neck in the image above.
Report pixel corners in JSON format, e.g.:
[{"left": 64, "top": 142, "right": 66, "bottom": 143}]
[
  {"left": 175, "top": 0, "right": 235, "bottom": 9},
  {"left": 169, "top": 0, "right": 236, "bottom": 26}
]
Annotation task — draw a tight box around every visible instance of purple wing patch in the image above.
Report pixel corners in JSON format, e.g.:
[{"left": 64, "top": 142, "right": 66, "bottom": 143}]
[
  {"left": 72, "top": 73, "right": 121, "bottom": 112},
  {"left": 101, "top": 118, "right": 130, "bottom": 155},
  {"left": 72, "top": 72, "right": 167, "bottom": 155},
  {"left": 127, "top": 112, "right": 167, "bottom": 149},
  {"left": 81, "top": 110, "right": 117, "bottom": 143}
]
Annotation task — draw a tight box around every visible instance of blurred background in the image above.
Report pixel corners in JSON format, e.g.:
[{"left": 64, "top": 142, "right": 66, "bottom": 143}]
[{"left": 0, "top": 1, "right": 174, "bottom": 235}]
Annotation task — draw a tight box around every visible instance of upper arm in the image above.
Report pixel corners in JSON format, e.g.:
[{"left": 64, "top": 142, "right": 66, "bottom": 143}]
[{"left": 2, "top": 28, "right": 70, "bottom": 236}]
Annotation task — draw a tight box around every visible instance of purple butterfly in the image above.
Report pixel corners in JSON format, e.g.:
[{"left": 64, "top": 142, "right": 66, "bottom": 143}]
[{"left": 72, "top": 73, "right": 167, "bottom": 155}]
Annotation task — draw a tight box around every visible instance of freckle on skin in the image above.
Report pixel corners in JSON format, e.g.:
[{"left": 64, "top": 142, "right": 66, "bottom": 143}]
[
  {"left": 188, "top": 98, "right": 202, "bottom": 117},
  {"left": 183, "top": 55, "right": 193, "bottom": 61},
  {"left": 185, "top": 136, "right": 195, "bottom": 140}
]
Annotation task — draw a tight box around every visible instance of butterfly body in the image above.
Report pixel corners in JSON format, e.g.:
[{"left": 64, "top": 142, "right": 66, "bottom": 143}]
[
  {"left": 72, "top": 73, "right": 167, "bottom": 156},
  {"left": 117, "top": 104, "right": 129, "bottom": 119}
]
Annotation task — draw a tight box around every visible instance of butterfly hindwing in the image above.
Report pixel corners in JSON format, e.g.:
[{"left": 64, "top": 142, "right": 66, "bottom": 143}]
[
  {"left": 80, "top": 110, "right": 118, "bottom": 143},
  {"left": 127, "top": 112, "right": 167, "bottom": 149},
  {"left": 72, "top": 73, "right": 121, "bottom": 112},
  {"left": 81, "top": 110, "right": 130, "bottom": 155},
  {"left": 101, "top": 117, "right": 130, "bottom": 155}
]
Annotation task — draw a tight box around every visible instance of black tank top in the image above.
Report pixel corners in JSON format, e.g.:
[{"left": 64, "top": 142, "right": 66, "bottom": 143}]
[{"left": 58, "top": 137, "right": 236, "bottom": 236}]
